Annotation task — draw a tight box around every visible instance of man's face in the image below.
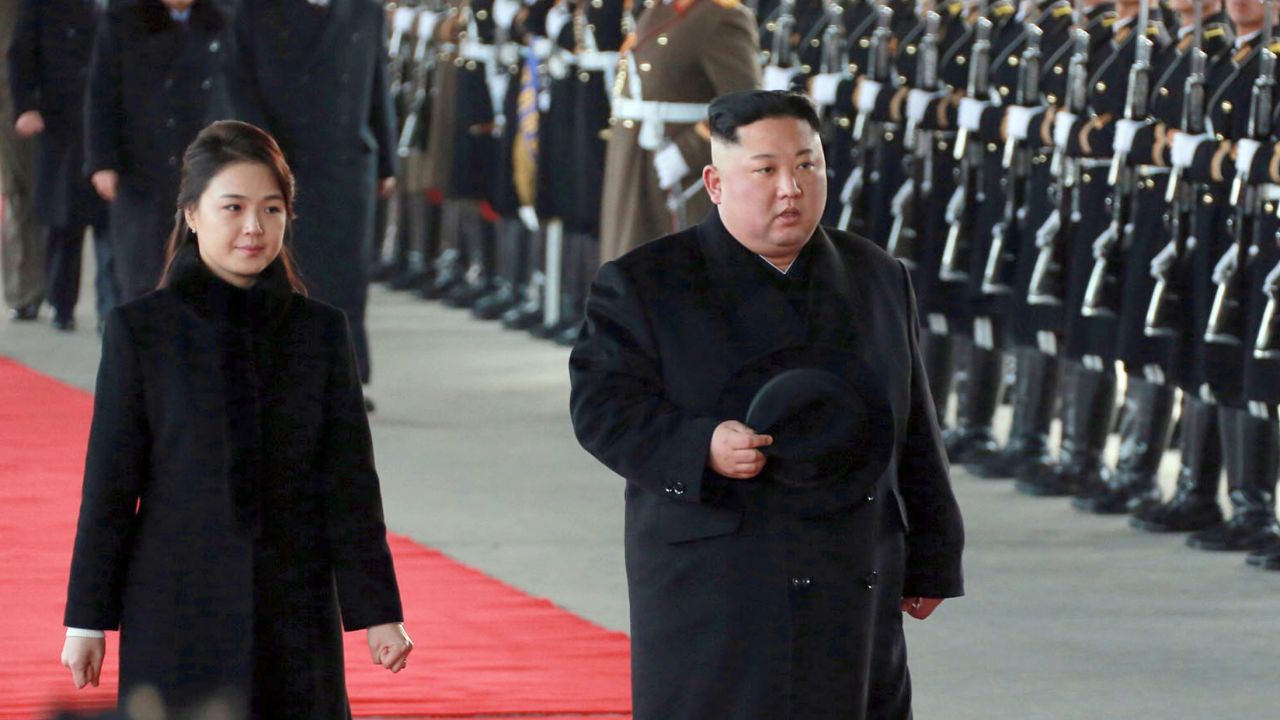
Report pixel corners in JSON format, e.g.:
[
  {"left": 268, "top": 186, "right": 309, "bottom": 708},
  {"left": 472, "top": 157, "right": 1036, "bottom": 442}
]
[
  {"left": 704, "top": 116, "right": 827, "bottom": 263},
  {"left": 1228, "top": 0, "right": 1265, "bottom": 28}
]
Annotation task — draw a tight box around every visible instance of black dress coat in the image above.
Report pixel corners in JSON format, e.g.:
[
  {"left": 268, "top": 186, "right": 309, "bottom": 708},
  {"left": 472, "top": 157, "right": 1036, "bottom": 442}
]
[
  {"left": 65, "top": 248, "right": 403, "bottom": 716},
  {"left": 569, "top": 210, "right": 965, "bottom": 719},
  {"left": 85, "top": 0, "right": 237, "bottom": 301},
  {"left": 231, "top": 0, "right": 397, "bottom": 382},
  {"left": 7, "top": 0, "right": 105, "bottom": 228}
]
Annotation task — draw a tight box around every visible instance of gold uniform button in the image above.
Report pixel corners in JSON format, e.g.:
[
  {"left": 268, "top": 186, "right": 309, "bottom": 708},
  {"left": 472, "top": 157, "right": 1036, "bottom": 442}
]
[
  {"left": 623, "top": 119, "right": 635, "bottom": 129},
  {"left": 885, "top": 131, "right": 896, "bottom": 141},
  {"left": 1216, "top": 133, "right": 1225, "bottom": 141},
  {"left": 657, "top": 35, "right": 668, "bottom": 46},
  {"left": 1083, "top": 173, "right": 1092, "bottom": 183},
  {"left": 1047, "top": 93, "right": 1059, "bottom": 104},
  {"left": 475, "top": 9, "right": 488, "bottom": 19},
  {"left": 957, "top": 55, "right": 967, "bottom": 65},
  {"left": 1202, "top": 193, "right": 1214, "bottom": 205},
  {"left": 1054, "top": 64, "right": 1064, "bottom": 74},
  {"left": 1096, "top": 81, "right": 1107, "bottom": 93},
  {"left": 850, "top": 63, "right": 860, "bottom": 74},
  {"left": 938, "top": 140, "right": 949, "bottom": 151},
  {"left": 987, "top": 142, "right": 998, "bottom": 152},
  {"left": 998, "top": 85, "right": 1010, "bottom": 96},
  {"left": 1221, "top": 100, "right": 1233, "bottom": 113},
  {"left": 465, "top": 60, "right": 477, "bottom": 71},
  {"left": 837, "top": 117, "right": 851, "bottom": 129},
  {"left": 579, "top": 72, "right": 590, "bottom": 82},
  {"left": 1159, "top": 87, "right": 1170, "bottom": 96},
  {"left": 639, "top": 62, "right": 652, "bottom": 72},
  {"left": 811, "top": 38, "right": 821, "bottom": 48},
  {"left": 801, "top": 64, "right": 811, "bottom": 74},
  {"left": 860, "top": 38, "right": 871, "bottom": 49},
  {"left": 1009, "top": 55, "right": 1019, "bottom": 66},
  {"left": 1267, "top": 202, "right": 1276, "bottom": 214},
  {"left": 766, "top": 22, "right": 776, "bottom": 32},
  {"left": 906, "top": 44, "right": 917, "bottom": 55},
  {"left": 592, "top": 0, "right": 603, "bottom": 6},
  {"left": 454, "top": 57, "right": 464, "bottom": 67}
]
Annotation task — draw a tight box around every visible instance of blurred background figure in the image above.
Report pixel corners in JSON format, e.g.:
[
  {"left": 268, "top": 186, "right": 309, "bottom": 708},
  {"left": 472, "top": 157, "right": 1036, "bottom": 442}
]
[{"left": 0, "top": 0, "right": 43, "bottom": 322}]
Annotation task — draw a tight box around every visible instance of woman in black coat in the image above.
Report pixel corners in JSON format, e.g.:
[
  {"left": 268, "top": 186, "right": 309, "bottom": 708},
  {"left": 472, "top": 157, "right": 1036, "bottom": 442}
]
[
  {"left": 85, "top": 0, "right": 238, "bottom": 303},
  {"left": 60, "top": 121, "right": 413, "bottom": 717}
]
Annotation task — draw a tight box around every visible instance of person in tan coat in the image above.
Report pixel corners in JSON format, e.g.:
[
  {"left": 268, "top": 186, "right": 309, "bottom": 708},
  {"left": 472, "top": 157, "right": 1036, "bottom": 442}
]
[
  {"left": 598, "top": 0, "right": 761, "bottom": 263},
  {"left": 0, "top": 0, "right": 42, "bottom": 321}
]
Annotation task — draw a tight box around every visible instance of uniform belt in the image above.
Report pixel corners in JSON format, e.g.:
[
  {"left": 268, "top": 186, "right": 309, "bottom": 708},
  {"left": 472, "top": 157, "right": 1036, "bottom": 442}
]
[
  {"left": 1136, "top": 165, "right": 1170, "bottom": 177},
  {"left": 459, "top": 41, "right": 497, "bottom": 64},
  {"left": 577, "top": 50, "right": 619, "bottom": 72},
  {"left": 612, "top": 98, "right": 709, "bottom": 150},
  {"left": 1261, "top": 184, "right": 1280, "bottom": 202},
  {"left": 1078, "top": 158, "right": 1112, "bottom": 169}
]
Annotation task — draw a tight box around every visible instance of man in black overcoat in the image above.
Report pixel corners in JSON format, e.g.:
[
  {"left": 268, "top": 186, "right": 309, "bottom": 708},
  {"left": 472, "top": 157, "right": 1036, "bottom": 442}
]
[
  {"left": 570, "top": 90, "right": 965, "bottom": 720},
  {"left": 231, "top": 0, "right": 397, "bottom": 385},
  {"left": 9, "top": 0, "right": 117, "bottom": 331}
]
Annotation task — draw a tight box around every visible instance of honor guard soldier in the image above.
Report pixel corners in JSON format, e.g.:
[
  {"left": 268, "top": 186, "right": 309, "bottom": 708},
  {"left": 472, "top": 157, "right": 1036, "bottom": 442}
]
[
  {"left": 1152, "top": 0, "right": 1280, "bottom": 551},
  {"left": 84, "top": 0, "right": 238, "bottom": 303},
  {"left": 597, "top": 0, "right": 762, "bottom": 263},
  {"left": 9, "top": 0, "right": 118, "bottom": 332},
  {"left": 232, "top": 0, "right": 399, "bottom": 391},
  {"left": 0, "top": 0, "right": 42, "bottom": 322}
]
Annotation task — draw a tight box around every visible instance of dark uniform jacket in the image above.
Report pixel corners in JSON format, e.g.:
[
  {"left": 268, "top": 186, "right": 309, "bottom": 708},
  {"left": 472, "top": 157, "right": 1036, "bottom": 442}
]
[
  {"left": 85, "top": 0, "right": 237, "bottom": 301},
  {"left": 7, "top": 0, "right": 104, "bottom": 227},
  {"left": 65, "top": 247, "right": 403, "bottom": 716},
  {"left": 569, "top": 209, "right": 964, "bottom": 719}
]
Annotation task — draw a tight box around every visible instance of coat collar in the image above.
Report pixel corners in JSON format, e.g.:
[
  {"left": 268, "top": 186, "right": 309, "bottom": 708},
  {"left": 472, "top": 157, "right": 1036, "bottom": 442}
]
[
  {"left": 165, "top": 244, "right": 295, "bottom": 331},
  {"left": 128, "top": 0, "right": 228, "bottom": 35},
  {"left": 694, "top": 208, "right": 861, "bottom": 364}
]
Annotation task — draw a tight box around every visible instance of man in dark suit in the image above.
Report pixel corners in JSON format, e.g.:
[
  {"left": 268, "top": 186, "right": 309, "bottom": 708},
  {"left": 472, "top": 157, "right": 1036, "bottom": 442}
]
[
  {"left": 8, "top": 0, "right": 117, "bottom": 331},
  {"left": 569, "top": 90, "right": 964, "bottom": 720}
]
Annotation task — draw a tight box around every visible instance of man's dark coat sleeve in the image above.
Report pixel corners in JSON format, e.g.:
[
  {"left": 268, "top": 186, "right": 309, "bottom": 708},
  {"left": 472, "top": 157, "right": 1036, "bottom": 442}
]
[
  {"left": 569, "top": 260, "right": 724, "bottom": 504},
  {"left": 897, "top": 261, "right": 965, "bottom": 599}
]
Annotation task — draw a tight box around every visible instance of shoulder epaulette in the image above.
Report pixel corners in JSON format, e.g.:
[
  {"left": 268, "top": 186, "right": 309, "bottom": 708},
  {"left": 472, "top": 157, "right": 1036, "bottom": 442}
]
[
  {"left": 947, "top": 1, "right": 964, "bottom": 17},
  {"left": 1269, "top": 40, "right": 1280, "bottom": 54},
  {"left": 1052, "top": 4, "right": 1072, "bottom": 19},
  {"left": 1101, "top": 15, "right": 1116, "bottom": 27},
  {"left": 993, "top": 3, "right": 1015, "bottom": 18},
  {"left": 709, "top": 0, "right": 738, "bottom": 9},
  {"left": 1204, "top": 27, "right": 1226, "bottom": 40}
]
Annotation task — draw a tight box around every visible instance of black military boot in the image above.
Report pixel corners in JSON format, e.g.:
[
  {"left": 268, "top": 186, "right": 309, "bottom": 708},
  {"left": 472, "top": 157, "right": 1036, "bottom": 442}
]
[
  {"left": 1073, "top": 376, "right": 1175, "bottom": 514},
  {"left": 947, "top": 344, "right": 1004, "bottom": 466},
  {"left": 973, "top": 347, "right": 1058, "bottom": 479},
  {"left": 1187, "top": 409, "right": 1280, "bottom": 552},
  {"left": 1066, "top": 364, "right": 1119, "bottom": 498},
  {"left": 444, "top": 213, "right": 498, "bottom": 309},
  {"left": 1130, "top": 395, "right": 1224, "bottom": 532},
  {"left": 1017, "top": 361, "right": 1114, "bottom": 496}
]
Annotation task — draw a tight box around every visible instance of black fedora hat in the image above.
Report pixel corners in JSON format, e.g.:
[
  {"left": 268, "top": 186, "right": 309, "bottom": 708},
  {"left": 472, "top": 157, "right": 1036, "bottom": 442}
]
[{"left": 744, "top": 367, "right": 893, "bottom": 489}]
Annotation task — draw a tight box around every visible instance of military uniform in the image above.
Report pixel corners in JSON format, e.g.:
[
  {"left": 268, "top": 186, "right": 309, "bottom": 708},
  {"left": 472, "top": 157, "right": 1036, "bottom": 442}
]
[
  {"left": 597, "top": 0, "right": 761, "bottom": 263},
  {"left": 0, "top": 0, "right": 42, "bottom": 317}
]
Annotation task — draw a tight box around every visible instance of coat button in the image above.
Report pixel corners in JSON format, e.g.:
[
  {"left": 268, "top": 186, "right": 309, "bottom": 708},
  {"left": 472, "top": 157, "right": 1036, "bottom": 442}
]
[
  {"left": 791, "top": 577, "right": 812, "bottom": 589},
  {"left": 166, "top": 117, "right": 176, "bottom": 128},
  {"left": 865, "top": 571, "right": 878, "bottom": 588},
  {"left": 671, "top": 481, "right": 687, "bottom": 496},
  {"left": 1095, "top": 81, "right": 1107, "bottom": 94},
  {"left": 1221, "top": 101, "right": 1233, "bottom": 113},
  {"left": 579, "top": 71, "right": 590, "bottom": 82},
  {"left": 657, "top": 35, "right": 668, "bottom": 46},
  {"left": 209, "top": 40, "right": 221, "bottom": 53},
  {"left": 201, "top": 79, "right": 212, "bottom": 90},
  {"left": 66, "top": 28, "right": 77, "bottom": 38},
  {"left": 163, "top": 78, "right": 174, "bottom": 90},
  {"left": 639, "top": 62, "right": 652, "bottom": 72},
  {"left": 168, "top": 155, "right": 178, "bottom": 167},
  {"left": 866, "top": 491, "right": 876, "bottom": 502},
  {"left": 1202, "top": 193, "right": 1214, "bottom": 205}
]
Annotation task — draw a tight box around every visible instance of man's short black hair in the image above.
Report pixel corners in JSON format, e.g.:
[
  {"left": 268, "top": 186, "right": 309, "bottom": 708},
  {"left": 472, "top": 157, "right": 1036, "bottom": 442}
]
[{"left": 708, "top": 90, "right": 822, "bottom": 144}]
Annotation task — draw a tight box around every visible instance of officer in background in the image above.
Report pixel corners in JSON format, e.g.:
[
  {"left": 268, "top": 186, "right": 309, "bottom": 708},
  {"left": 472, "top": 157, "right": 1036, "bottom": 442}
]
[
  {"left": 9, "top": 0, "right": 117, "bottom": 332},
  {"left": 232, "top": 0, "right": 398, "bottom": 396},
  {"left": 0, "top": 0, "right": 42, "bottom": 322},
  {"left": 84, "top": 0, "right": 238, "bottom": 303},
  {"left": 598, "top": 0, "right": 762, "bottom": 263}
]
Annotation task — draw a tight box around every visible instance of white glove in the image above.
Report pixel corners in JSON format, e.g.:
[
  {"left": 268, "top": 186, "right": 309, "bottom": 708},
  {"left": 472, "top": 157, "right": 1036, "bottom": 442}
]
[
  {"left": 1235, "top": 138, "right": 1263, "bottom": 178},
  {"left": 545, "top": 4, "right": 571, "bottom": 39},
  {"left": 1053, "top": 111, "right": 1078, "bottom": 150},
  {"left": 810, "top": 73, "right": 843, "bottom": 107},
  {"left": 1171, "top": 132, "right": 1211, "bottom": 169},
  {"left": 958, "top": 97, "right": 988, "bottom": 132},
  {"left": 890, "top": 179, "right": 915, "bottom": 216},
  {"left": 1114, "top": 118, "right": 1144, "bottom": 155},
  {"left": 764, "top": 65, "right": 799, "bottom": 92},
  {"left": 840, "top": 166, "right": 863, "bottom": 204},
  {"left": 1035, "top": 209, "right": 1061, "bottom": 249},
  {"left": 654, "top": 143, "right": 690, "bottom": 191},
  {"left": 1091, "top": 223, "right": 1118, "bottom": 259},
  {"left": 944, "top": 186, "right": 965, "bottom": 225},
  {"left": 416, "top": 10, "right": 439, "bottom": 38},
  {"left": 518, "top": 205, "right": 540, "bottom": 233},
  {"left": 493, "top": 0, "right": 520, "bottom": 29},
  {"left": 1212, "top": 244, "right": 1239, "bottom": 284},
  {"left": 393, "top": 7, "right": 416, "bottom": 34},
  {"left": 856, "top": 79, "right": 882, "bottom": 114},
  {"left": 907, "top": 89, "right": 941, "bottom": 125},
  {"left": 1149, "top": 240, "right": 1178, "bottom": 279},
  {"left": 1264, "top": 257, "right": 1280, "bottom": 294},
  {"left": 1005, "top": 105, "right": 1037, "bottom": 141}
]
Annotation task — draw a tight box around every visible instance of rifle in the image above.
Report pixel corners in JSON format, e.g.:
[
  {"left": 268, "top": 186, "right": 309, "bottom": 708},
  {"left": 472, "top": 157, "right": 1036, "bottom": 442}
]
[
  {"left": 397, "top": 5, "right": 440, "bottom": 156},
  {"left": 939, "top": 0, "right": 992, "bottom": 282},
  {"left": 1206, "top": 3, "right": 1274, "bottom": 344},
  {"left": 886, "top": 9, "right": 942, "bottom": 268},
  {"left": 982, "top": 22, "right": 1043, "bottom": 294},
  {"left": 820, "top": 0, "right": 850, "bottom": 75},
  {"left": 839, "top": 1, "right": 895, "bottom": 231},
  {"left": 770, "top": 0, "right": 799, "bottom": 69},
  {"left": 1081, "top": 0, "right": 1154, "bottom": 317},
  {"left": 1256, "top": 257, "right": 1280, "bottom": 358},
  {"left": 1028, "top": 0, "right": 1089, "bottom": 305}
]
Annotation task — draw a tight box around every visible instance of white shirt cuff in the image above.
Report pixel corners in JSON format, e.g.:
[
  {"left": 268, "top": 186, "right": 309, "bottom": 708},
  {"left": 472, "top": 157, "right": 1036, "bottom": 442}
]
[{"left": 66, "top": 628, "right": 106, "bottom": 639}]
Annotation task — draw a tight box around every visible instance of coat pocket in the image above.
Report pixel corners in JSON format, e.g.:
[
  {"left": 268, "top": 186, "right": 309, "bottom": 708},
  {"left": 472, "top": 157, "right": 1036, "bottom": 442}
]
[{"left": 654, "top": 500, "right": 742, "bottom": 545}]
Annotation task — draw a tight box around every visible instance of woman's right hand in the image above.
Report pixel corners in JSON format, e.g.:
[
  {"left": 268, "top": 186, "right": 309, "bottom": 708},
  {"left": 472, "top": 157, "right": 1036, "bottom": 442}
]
[{"left": 61, "top": 636, "right": 105, "bottom": 688}]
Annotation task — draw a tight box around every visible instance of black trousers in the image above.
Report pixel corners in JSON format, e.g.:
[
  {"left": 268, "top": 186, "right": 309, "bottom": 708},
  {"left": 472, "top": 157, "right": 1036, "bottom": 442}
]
[{"left": 44, "top": 206, "right": 116, "bottom": 319}]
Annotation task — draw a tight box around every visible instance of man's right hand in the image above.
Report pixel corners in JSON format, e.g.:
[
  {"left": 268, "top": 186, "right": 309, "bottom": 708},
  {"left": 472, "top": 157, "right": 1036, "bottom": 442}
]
[
  {"left": 14, "top": 110, "right": 44, "bottom": 138},
  {"left": 61, "top": 635, "right": 105, "bottom": 689},
  {"left": 91, "top": 170, "right": 118, "bottom": 202},
  {"left": 708, "top": 420, "right": 772, "bottom": 479}
]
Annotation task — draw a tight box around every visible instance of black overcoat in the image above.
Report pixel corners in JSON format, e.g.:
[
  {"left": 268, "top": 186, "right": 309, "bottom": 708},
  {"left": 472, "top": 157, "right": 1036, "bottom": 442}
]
[
  {"left": 569, "top": 210, "right": 965, "bottom": 719},
  {"left": 85, "top": 0, "right": 237, "bottom": 301},
  {"left": 231, "top": 0, "right": 397, "bottom": 382},
  {"left": 65, "top": 249, "right": 403, "bottom": 717},
  {"left": 7, "top": 0, "right": 105, "bottom": 227}
]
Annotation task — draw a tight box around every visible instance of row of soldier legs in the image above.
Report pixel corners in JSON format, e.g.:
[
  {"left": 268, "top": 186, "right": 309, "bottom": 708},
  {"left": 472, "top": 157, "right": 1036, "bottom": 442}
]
[{"left": 889, "top": 125, "right": 1280, "bottom": 572}]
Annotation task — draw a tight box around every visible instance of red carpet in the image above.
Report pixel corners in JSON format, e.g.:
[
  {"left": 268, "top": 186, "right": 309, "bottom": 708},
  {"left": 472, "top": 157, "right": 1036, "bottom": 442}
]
[{"left": 0, "top": 356, "right": 631, "bottom": 719}]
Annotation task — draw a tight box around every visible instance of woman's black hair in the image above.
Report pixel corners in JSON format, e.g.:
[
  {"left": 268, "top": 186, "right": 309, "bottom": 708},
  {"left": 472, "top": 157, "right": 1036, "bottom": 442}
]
[
  {"left": 159, "top": 120, "right": 306, "bottom": 293},
  {"left": 707, "top": 90, "right": 822, "bottom": 145}
]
